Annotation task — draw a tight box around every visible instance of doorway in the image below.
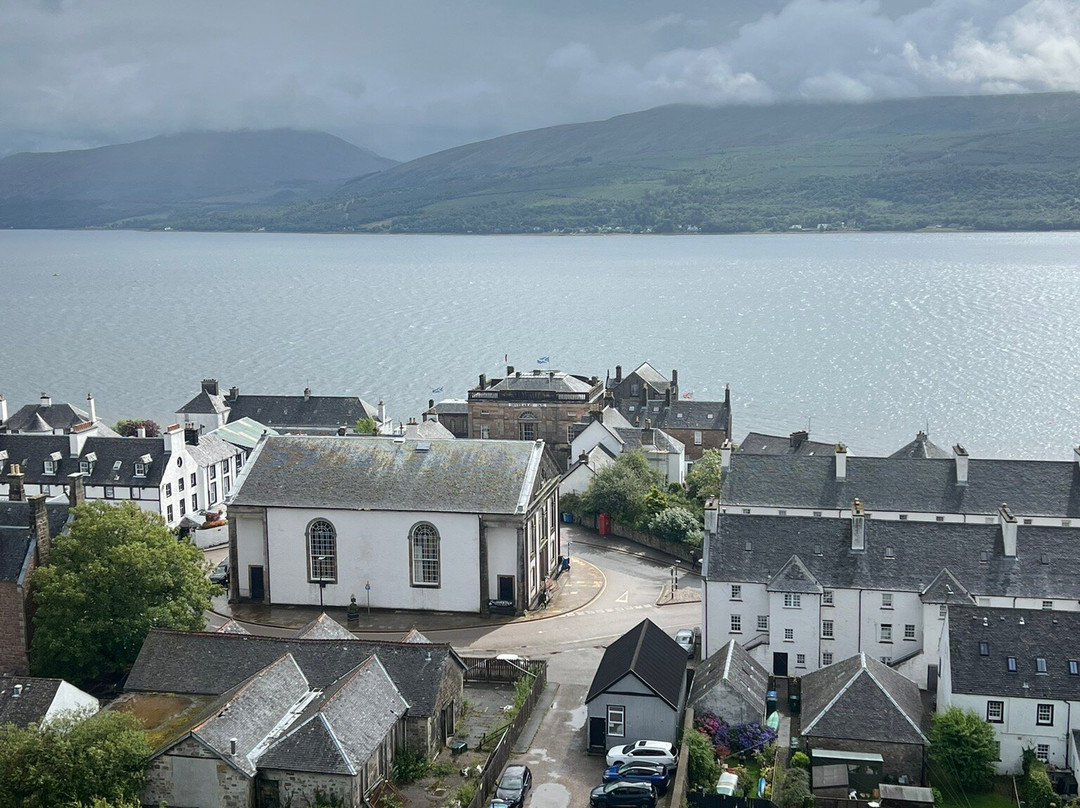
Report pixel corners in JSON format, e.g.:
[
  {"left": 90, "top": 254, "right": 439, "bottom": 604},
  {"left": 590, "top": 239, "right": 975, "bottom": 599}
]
[
  {"left": 773, "top": 652, "right": 789, "bottom": 676},
  {"left": 589, "top": 717, "right": 607, "bottom": 751},
  {"left": 498, "top": 575, "right": 515, "bottom": 602},
  {"left": 249, "top": 566, "right": 265, "bottom": 601}
]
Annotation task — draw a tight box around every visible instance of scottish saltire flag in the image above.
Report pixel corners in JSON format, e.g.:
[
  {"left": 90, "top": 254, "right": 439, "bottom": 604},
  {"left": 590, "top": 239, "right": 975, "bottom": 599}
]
[
  {"left": 682, "top": 392, "right": 693, "bottom": 399},
  {"left": 432, "top": 386, "right": 444, "bottom": 394},
  {"left": 537, "top": 356, "right": 550, "bottom": 364}
]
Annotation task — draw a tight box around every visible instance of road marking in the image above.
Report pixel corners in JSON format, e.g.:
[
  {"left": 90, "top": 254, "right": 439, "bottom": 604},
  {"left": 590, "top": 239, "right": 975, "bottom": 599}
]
[{"left": 615, "top": 591, "right": 629, "bottom": 603}]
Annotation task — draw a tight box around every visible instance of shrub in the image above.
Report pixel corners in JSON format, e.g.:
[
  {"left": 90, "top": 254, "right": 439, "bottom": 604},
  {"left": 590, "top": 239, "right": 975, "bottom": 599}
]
[
  {"left": 1021, "top": 756, "right": 1056, "bottom": 808},
  {"left": 781, "top": 767, "right": 811, "bottom": 808},
  {"left": 790, "top": 752, "right": 810, "bottom": 770},
  {"left": 929, "top": 707, "right": 997, "bottom": 792},
  {"left": 687, "top": 728, "right": 722, "bottom": 792},
  {"left": 647, "top": 507, "right": 704, "bottom": 546},
  {"left": 454, "top": 781, "right": 477, "bottom": 807},
  {"left": 392, "top": 749, "right": 430, "bottom": 784}
]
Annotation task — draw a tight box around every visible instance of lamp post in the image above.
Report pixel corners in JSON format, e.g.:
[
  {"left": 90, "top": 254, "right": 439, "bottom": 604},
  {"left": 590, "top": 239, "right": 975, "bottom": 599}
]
[
  {"left": 670, "top": 565, "right": 676, "bottom": 597},
  {"left": 315, "top": 555, "right": 331, "bottom": 609},
  {"left": 674, "top": 560, "right": 680, "bottom": 592},
  {"left": 365, "top": 581, "right": 371, "bottom": 616}
]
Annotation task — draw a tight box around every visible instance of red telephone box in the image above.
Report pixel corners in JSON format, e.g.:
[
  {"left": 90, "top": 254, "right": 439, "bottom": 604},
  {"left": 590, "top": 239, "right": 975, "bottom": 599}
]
[{"left": 597, "top": 513, "right": 611, "bottom": 536}]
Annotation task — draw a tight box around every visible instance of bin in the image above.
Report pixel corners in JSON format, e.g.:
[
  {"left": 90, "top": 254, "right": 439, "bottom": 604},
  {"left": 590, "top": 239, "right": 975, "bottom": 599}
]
[
  {"left": 788, "top": 693, "right": 801, "bottom": 714},
  {"left": 562, "top": 556, "right": 571, "bottom": 571},
  {"left": 766, "top": 690, "right": 778, "bottom": 714},
  {"left": 563, "top": 512, "right": 574, "bottom": 523}
]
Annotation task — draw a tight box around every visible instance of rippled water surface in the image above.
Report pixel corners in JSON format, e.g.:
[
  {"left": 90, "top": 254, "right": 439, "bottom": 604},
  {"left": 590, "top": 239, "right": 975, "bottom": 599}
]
[{"left": 2, "top": 230, "right": 1078, "bottom": 459}]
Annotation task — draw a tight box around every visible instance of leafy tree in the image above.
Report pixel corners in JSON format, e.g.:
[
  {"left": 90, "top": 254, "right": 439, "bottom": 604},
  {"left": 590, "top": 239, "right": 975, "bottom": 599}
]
[
  {"left": 30, "top": 502, "right": 218, "bottom": 684},
  {"left": 0, "top": 709, "right": 151, "bottom": 808},
  {"left": 1021, "top": 758, "right": 1056, "bottom": 808},
  {"left": 647, "top": 507, "right": 704, "bottom": 546},
  {"left": 643, "top": 485, "right": 669, "bottom": 518},
  {"left": 779, "top": 767, "right": 811, "bottom": 808},
  {"left": 581, "top": 451, "right": 664, "bottom": 527},
  {"left": 686, "top": 728, "right": 721, "bottom": 793},
  {"left": 686, "top": 448, "right": 725, "bottom": 503},
  {"left": 355, "top": 417, "right": 377, "bottom": 434},
  {"left": 112, "top": 419, "right": 161, "bottom": 438},
  {"left": 928, "top": 706, "right": 997, "bottom": 792}
]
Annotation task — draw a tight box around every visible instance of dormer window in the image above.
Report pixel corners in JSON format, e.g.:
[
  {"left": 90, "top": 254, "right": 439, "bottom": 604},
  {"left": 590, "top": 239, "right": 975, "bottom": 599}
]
[
  {"left": 134, "top": 463, "right": 147, "bottom": 478},
  {"left": 43, "top": 460, "right": 57, "bottom": 475},
  {"left": 79, "top": 461, "right": 90, "bottom": 473}
]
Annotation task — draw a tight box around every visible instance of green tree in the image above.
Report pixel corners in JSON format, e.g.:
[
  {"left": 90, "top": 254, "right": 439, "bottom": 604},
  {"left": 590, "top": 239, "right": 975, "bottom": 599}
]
[
  {"left": 355, "top": 417, "right": 377, "bottom": 434},
  {"left": 31, "top": 502, "right": 218, "bottom": 684},
  {"left": 646, "top": 507, "right": 704, "bottom": 546},
  {"left": 581, "top": 451, "right": 664, "bottom": 527},
  {"left": 687, "top": 728, "right": 721, "bottom": 792},
  {"left": 643, "top": 485, "right": 669, "bottom": 518},
  {"left": 686, "top": 448, "right": 725, "bottom": 503},
  {"left": 928, "top": 706, "right": 997, "bottom": 792},
  {"left": 0, "top": 710, "right": 151, "bottom": 808},
  {"left": 112, "top": 419, "right": 161, "bottom": 438}
]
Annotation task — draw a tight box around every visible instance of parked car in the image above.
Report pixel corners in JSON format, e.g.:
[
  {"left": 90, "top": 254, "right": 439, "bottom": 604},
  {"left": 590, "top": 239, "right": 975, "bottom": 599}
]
[
  {"left": 605, "top": 740, "right": 678, "bottom": 768},
  {"left": 590, "top": 781, "right": 657, "bottom": 808},
  {"left": 209, "top": 558, "right": 229, "bottom": 586},
  {"left": 603, "top": 761, "right": 670, "bottom": 794},
  {"left": 674, "top": 628, "right": 696, "bottom": 658},
  {"left": 495, "top": 764, "right": 532, "bottom": 808}
]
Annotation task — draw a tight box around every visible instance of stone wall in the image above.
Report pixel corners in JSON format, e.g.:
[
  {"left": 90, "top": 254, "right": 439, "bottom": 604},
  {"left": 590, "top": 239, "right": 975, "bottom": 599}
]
[
  {"left": 576, "top": 514, "right": 699, "bottom": 564},
  {"left": 0, "top": 581, "right": 30, "bottom": 675},
  {"left": 805, "top": 737, "right": 926, "bottom": 787},
  {"left": 143, "top": 736, "right": 253, "bottom": 808},
  {"left": 259, "top": 769, "right": 360, "bottom": 808}
]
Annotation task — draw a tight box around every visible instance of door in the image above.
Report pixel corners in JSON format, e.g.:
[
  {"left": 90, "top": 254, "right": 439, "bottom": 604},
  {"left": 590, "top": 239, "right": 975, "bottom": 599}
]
[
  {"left": 249, "top": 565, "right": 265, "bottom": 601},
  {"left": 927, "top": 664, "right": 938, "bottom": 692},
  {"left": 773, "top": 652, "right": 789, "bottom": 676},
  {"left": 498, "top": 575, "right": 515, "bottom": 602},
  {"left": 589, "top": 716, "right": 607, "bottom": 750}
]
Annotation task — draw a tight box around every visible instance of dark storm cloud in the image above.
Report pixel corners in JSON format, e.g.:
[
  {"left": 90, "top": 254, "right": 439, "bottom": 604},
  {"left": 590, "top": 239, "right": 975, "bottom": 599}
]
[{"left": 1, "top": 0, "right": 1078, "bottom": 160}]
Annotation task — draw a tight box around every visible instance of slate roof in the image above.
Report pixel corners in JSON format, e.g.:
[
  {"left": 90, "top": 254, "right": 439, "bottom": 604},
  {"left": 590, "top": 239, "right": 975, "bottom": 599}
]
[
  {"left": 800, "top": 654, "right": 926, "bottom": 745},
  {"left": 434, "top": 400, "right": 468, "bottom": 415},
  {"left": 0, "top": 501, "right": 69, "bottom": 583},
  {"left": 889, "top": 432, "right": 951, "bottom": 459},
  {"left": 216, "top": 619, "right": 251, "bottom": 635},
  {"left": 630, "top": 362, "right": 671, "bottom": 388},
  {"left": 0, "top": 678, "right": 64, "bottom": 727},
  {"left": 586, "top": 619, "right": 686, "bottom": 709},
  {"left": 613, "top": 426, "right": 684, "bottom": 455},
  {"left": 947, "top": 606, "right": 1080, "bottom": 700},
  {"left": 622, "top": 400, "right": 730, "bottom": 432},
  {"left": 259, "top": 656, "right": 407, "bottom": 775},
  {"left": 190, "top": 653, "right": 312, "bottom": 777},
  {"left": 184, "top": 433, "right": 239, "bottom": 468},
  {"left": 4, "top": 401, "right": 91, "bottom": 433},
  {"left": 178, "top": 389, "right": 229, "bottom": 415},
  {"left": 721, "top": 454, "right": 1080, "bottom": 516},
  {"left": 689, "top": 639, "right": 769, "bottom": 717},
  {"left": 738, "top": 432, "right": 835, "bottom": 457},
  {"left": 126, "top": 629, "right": 464, "bottom": 717},
  {"left": 296, "top": 614, "right": 356, "bottom": 641},
  {"left": 208, "top": 418, "right": 277, "bottom": 451},
  {"left": 486, "top": 370, "right": 597, "bottom": 395},
  {"left": 766, "top": 555, "right": 823, "bottom": 594},
  {"left": 708, "top": 514, "right": 1080, "bottom": 600},
  {"left": 226, "top": 394, "right": 379, "bottom": 430},
  {"left": 401, "top": 629, "right": 432, "bottom": 643},
  {"left": 0, "top": 434, "right": 170, "bottom": 488},
  {"left": 402, "top": 419, "right": 455, "bottom": 440},
  {"left": 231, "top": 436, "right": 545, "bottom": 515},
  {"left": 920, "top": 568, "right": 976, "bottom": 605}
]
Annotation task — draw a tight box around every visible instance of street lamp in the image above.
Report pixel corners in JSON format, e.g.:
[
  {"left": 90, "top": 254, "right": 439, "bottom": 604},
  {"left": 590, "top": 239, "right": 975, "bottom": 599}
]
[
  {"left": 670, "top": 565, "right": 676, "bottom": 597},
  {"left": 674, "top": 560, "right": 681, "bottom": 592},
  {"left": 315, "top": 556, "right": 331, "bottom": 609}
]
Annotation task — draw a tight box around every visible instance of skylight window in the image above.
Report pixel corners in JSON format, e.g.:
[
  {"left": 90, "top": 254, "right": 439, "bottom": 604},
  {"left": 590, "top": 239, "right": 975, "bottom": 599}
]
[
  {"left": 1007, "top": 657, "right": 1018, "bottom": 672},
  {"left": 1037, "top": 658, "right": 1048, "bottom": 674},
  {"left": 1069, "top": 660, "right": 1079, "bottom": 676},
  {"left": 979, "top": 642, "right": 990, "bottom": 656}
]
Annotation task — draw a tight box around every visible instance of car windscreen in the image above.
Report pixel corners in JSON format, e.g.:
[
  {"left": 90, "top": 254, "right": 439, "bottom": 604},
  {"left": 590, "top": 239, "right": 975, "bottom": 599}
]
[{"left": 500, "top": 776, "right": 523, "bottom": 789}]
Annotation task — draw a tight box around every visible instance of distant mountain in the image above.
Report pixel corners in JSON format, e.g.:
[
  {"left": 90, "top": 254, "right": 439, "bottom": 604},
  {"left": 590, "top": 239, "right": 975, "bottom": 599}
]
[
  {"left": 160, "top": 92, "right": 1080, "bottom": 234},
  {"left": 0, "top": 130, "right": 397, "bottom": 228}
]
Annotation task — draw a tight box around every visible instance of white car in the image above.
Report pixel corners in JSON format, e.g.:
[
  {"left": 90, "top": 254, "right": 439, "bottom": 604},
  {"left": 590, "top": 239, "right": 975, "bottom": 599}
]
[
  {"left": 606, "top": 740, "right": 678, "bottom": 768},
  {"left": 674, "top": 629, "right": 695, "bottom": 658}
]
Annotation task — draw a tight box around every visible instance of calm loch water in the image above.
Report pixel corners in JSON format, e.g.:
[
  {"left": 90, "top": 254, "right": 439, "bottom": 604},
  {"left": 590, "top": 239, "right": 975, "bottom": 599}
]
[{"left": 2, "top": 229, "right": 1078, "bottom": 459}]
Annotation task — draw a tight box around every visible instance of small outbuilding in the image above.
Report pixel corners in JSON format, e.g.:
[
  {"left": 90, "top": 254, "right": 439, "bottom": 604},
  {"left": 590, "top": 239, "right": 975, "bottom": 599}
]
[
  {"left": 688, "top": 639, "right": 769, "bottom": 725},
  {"left": 585, "top": 619, "right": 688, "bottom": 752}
]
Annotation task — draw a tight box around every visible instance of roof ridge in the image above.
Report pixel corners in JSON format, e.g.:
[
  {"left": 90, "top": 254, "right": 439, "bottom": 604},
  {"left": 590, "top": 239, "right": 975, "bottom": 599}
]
[
  {"left": 861, "top": 663, "right": 928, "bottom": 743},
  {"left": 800, "top": 655, "right": 864, "bottom": 735}
]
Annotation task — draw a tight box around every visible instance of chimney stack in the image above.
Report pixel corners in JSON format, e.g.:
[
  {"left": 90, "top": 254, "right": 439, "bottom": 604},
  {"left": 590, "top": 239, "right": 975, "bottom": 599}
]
[
  {"left": 999, "top": 503, "right": 1017, "bottom": 557},
  {"left": 642, "top": 419, "right": 654, "bottom": 446},
  {"left": 378, "top": 401, "right": 386, "bottom": 425},
  {"left": 615, "top": 365, "right": 623, "bottom": 383},
  {"left": 229, "top": 386, "right": 239, "bottom": 399},
  {"left": 137, "top": 426, "right": 146, "bottom": 438},
  {"left": 337, "top": 426, "right": 347, "bottom": 436},
  {"left": 835, "top": 443, "right": 848, "bottom": 480},
  {"left": 720, "top": 438, "right": 732, "bottom": 469},
  {"left": 704, "top": 496, "right": 718, "bottom": 535},
  {"left": 789, "top": 430, "right": 808, "bottom": 449},
  {"left": 479, "top": 373, "right": 487, "bottom": 389},
  {"left": 7, "top": 464, "right": 25, "bottom": 502},
  {"left": 40, "top": 392, "right": 52, "bottom": 408},
  {"left": 303, "top": 387, "right": 311, "bottom": 401},
  {"left": 579, "top": 451, "right": 590, "bottom": 466},
  {"left": 229, "top": 738, "right": 238, "bottom": 756},
  {"left": 953, "top": 444, "right": 969, "bottom": 485},
  {"left": 429, "top": 399, "right": 435, "bottom": 410},
  {"left": 671, "top": 369, "right": 678, "bottom": 387},
  {"left": 163, "top": 424, "right": 183, "bottom": 454},
  {"left": 506, "top": 365, "right": 514, "bottom": 376},
  {"left": 1073, "top": 445, "right": 1080, "bottom": 473},
  {"left": 590, "top": 409, "right": 604, "bottom": 424},
  {"left": 664, "top": 388, "right": 671, "bottom": 406},
  {"left": 0, "top": 394, "right": 6, "bottom": 423},
  {"left": 851, "top": 498, "right": 866, "bottom": 551},
  {"left": 86, "top": 392, "right": 96, "bottom": 423},
  {"left": 184, "top": 422, "right": 200, "bottom": 445},
  {"left": 201, "top": 379, "right": 219, "bottom": 396},
  {"left": 29, "top": 495, "right": 50, "bottom": 564},
  {"left": 724, "top": 383, "right": 730, "bottom": 405},
  {"left": 67, "top": 472, "right": 85, "bottom": 507}
]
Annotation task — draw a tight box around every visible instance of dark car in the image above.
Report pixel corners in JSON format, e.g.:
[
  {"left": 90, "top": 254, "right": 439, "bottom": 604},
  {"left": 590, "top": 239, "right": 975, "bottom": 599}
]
[
  {"left": 602, "top": 761, "right": 670, "bottom": 795},
  {"left": 590, "top": 781, "right": 657, "bottom": 808},
  {"left": 495, "top": 764, "right": 532, "bottom": 808},
  {"left": 209, "top": 558, "right": 229, "bottom": 586}
]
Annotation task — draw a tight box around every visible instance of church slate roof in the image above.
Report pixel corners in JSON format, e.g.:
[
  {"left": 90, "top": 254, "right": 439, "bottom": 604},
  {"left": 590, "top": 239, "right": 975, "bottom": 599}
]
[
  {"left": 947, "top": 606, "right": 1080, "bottom": 700},
  {"left": 126, "top": 629, "right": 464, "bottom": 717},
  {"left": 586, "top": 619, "right": 686, "bottom": 709},
  {"left": 801, "top": 654, "right": 926, "bottom": 745},
  {"left": 889, "top": 431, "right": 952, "bottom": 459},
  {"left": 721, "top": 454, "right": 1080, "bottom": 516},
  {"left": 708, "top": 514, "right": 1080, "bottom": 600},
  {"left": 231, "top": 436, "right": 546, "bottom": 515}
]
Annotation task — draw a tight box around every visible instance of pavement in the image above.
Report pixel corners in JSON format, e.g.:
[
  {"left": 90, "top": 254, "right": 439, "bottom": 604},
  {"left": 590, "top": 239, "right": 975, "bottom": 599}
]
[{"left": 206, "top": 550, "right": 607, "bottom": 635}]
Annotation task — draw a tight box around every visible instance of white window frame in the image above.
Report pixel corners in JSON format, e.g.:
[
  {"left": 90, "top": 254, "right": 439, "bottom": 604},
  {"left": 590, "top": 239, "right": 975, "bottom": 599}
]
[
  {"left": 757, "top": 615, "right": 769, "bottom": 632},
  {"left": 1037, "top": 704, "right": 1054, "bottom": 726},
  {"left": 822, "top": 652, "right": 833, "bottom": 666},
  {"left": 796, "top": 654, "right": 806, "bottom": 666},
  {"left": 307, "top": 519, "right": 337, "bottom": 583},
  {"left": 730, "top": 614, "right": 742, "bottom": 633},
  {"left": 731, "top": 584, "right": 742, "bottom": 600},
  {"left": 784, "top": 628, "right": 794, "bottom": 642},
  {"left": 607, "top": 705, "right": 625, "bottom": 738},
  {"left": 1036, "top": 744, "right": 1050, "bottom": 763},
  {"left": 882, "top": 593, "right": 893, "bottom": 609},
  {"left": 904, "top": 624, "right": 916, "bottom": 641},
  {"left": 784, "top": 593, "right": 802, "bottom": 608},
  {"left": 822, "top": 620, "right": 834, "bottom": 639},
  {"left": 694, "top": 431, "right": 702, "bottom": 446},
  {"left": 410, "top": 522, "right": 441, "bottom": 587},
  {"left": 986, "top": 701, "right": 1004, "bottom": 723},
  {"left": 43, "top": 460, "right": 56, "bottom": 475},
  {"left": 880, "top": 623, "right": 893, "bottom": 643},
  {"left": 822, "top": 590, "right": 834, "bottom": 605}
]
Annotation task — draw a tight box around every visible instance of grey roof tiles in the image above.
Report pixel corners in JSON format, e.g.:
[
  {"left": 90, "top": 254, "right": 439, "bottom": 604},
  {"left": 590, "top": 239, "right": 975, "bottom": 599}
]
[
  {"left": 227, "top": 394, "right": 379, "bottom": 430},
  {"left": 689, "top": 639, "right": 769, "bottom": 716},
  {"left": 586, "top": 619, "right": 686, "bottom": 708}
]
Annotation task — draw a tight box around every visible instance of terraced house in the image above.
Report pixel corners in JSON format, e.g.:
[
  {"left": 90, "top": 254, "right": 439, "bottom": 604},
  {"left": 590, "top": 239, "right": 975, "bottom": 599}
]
[{"left": 702, "top": 442, "right": 1080, "bottom": 689}]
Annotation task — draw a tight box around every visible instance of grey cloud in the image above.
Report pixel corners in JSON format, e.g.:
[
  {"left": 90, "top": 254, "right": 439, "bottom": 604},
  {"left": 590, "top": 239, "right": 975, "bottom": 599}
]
[{"left": 0, "top": 0, "right": 1075, "bottom": 161}]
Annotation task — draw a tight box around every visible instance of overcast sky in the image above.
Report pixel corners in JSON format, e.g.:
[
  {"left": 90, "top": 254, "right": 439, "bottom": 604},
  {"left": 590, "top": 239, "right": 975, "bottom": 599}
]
[{"left": 2, "top": 0, "right": 1079, "bottom": 161}]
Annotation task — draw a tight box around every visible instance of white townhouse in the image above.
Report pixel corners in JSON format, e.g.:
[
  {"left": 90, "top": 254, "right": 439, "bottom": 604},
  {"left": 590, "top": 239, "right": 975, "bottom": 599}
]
[
  {"left": 226, "top": 435, "right": 562, "bottom": 614},
  {"left": 0, "top": 423, "right": 243, "bottom": 532},
  {"left": 938, "top": 606, "right": 1080, "bottom": 789},
  {"left": 702, "top": 442, "right": 1080, "bottom": 688},
  {"left": 570, "top": 409, "right": 685, "bottom": 485}
]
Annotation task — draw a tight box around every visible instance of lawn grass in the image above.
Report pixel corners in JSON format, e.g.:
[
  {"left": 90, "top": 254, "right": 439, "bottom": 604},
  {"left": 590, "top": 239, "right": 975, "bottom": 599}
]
[{"left": 933, "top": 773, "right": 1016, "bottom": 808}]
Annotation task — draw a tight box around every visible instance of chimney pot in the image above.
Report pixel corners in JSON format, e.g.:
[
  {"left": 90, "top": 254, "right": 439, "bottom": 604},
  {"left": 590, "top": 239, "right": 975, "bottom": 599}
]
[
  {"left": 201, "top": 379, "right": 220, "bottom": 397},
  {"left": 671, "top": 369, "right": 678, "bottom": 387},
  {"left": 615, "top": 365, "right": 623, "bottom": 383},
  {"left": 479, "top": 374, "right": 487, "bottom": 389},
  {"left": 229, "top": 386, "right": 239, "bottom": 399},
  {"left": 7, "top": 464, "right": 25, "bottom": 502},
  {"left": 953, "top": 444, "right": 969, "bottom": 485},
  {"left": 720, "top": 438, "right": 732, "bottom": 469},
  {"left": 835, "top": 443, "right": 848, "bottom": 480},
  {"left": 337, "top": 426, "right": 346, "bottom": 436},
  {"left": 230, "top": 738, "right": 238, "bottom": 755},
  {"left": 303, "top": 387, "right": 311, "bottom": 401},
  {"left": 429, "top": 399, "right": 435, "bottom": 409}
]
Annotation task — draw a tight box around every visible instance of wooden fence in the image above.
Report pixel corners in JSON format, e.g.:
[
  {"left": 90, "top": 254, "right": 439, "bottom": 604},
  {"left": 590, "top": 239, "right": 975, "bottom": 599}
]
[
  {"left": 688, "top": 795, "right": 778, "bottom": 808},
  {"left": 463, "top": 660, "right": 548, "bottom": 808},
  {"left": 461, "top": 656, "right": 537, "bottom": 683}
]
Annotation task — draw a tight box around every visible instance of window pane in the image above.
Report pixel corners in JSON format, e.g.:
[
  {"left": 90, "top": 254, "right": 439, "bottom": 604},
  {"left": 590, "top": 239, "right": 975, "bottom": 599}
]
[
  {"left": 412, "top": 524, "right": 440, "bottom": 585},
  {"left": 309, "top": 519, "right": 336, "bottom": 581}
]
